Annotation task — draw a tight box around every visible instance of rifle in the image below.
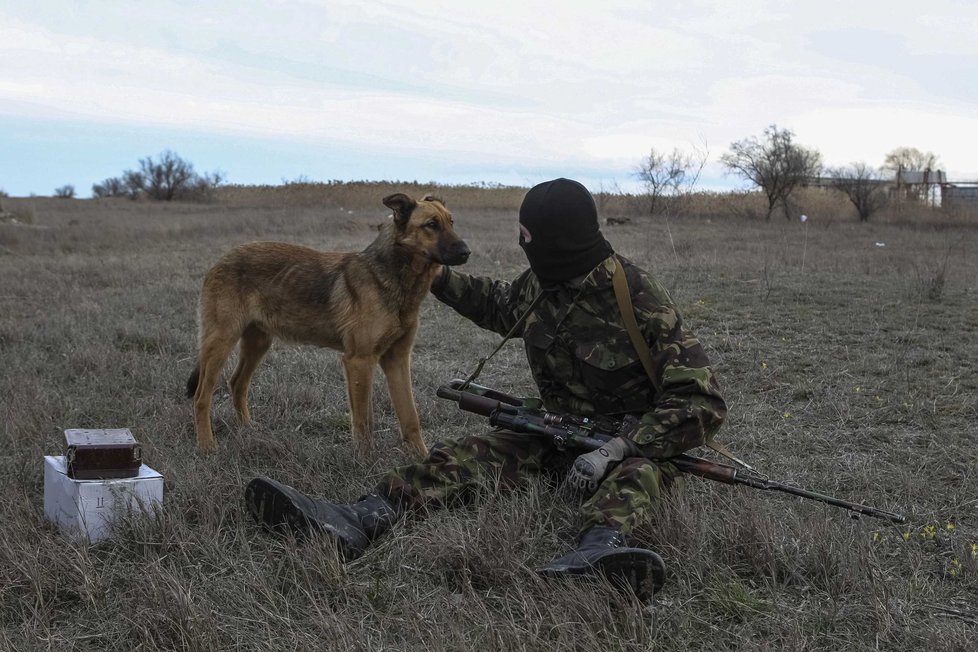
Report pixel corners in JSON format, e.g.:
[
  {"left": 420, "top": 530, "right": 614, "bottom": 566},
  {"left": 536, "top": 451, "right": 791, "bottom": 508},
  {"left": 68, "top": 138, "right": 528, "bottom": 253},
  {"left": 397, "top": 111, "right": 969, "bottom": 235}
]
[{"left": 436, "top": 379, "right": 907, "bottom": 525}]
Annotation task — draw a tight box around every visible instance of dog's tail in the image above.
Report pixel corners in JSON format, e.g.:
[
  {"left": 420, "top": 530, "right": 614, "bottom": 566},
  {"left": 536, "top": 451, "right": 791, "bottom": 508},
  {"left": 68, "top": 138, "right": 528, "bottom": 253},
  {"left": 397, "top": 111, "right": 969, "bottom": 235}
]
[{"left": 186, "top": 363, "right": 200, "bottom": 399}]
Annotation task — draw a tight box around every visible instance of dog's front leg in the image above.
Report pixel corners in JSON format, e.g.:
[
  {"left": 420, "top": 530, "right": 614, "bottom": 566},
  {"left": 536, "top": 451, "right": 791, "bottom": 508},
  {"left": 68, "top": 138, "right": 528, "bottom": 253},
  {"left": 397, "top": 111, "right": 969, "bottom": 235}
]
[
  {"left": 342, "top": 352, "right": 379, "bottom": 457},
  {"left": 380, "top": 333, "right": 427, "bottom": 458}
]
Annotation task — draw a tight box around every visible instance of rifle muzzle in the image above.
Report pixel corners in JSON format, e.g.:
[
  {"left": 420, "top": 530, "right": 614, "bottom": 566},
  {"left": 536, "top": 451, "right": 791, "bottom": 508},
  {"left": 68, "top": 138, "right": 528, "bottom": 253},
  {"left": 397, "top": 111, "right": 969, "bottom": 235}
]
[{"left": 437, "top": 385, "right": 515, "bottom": 418}]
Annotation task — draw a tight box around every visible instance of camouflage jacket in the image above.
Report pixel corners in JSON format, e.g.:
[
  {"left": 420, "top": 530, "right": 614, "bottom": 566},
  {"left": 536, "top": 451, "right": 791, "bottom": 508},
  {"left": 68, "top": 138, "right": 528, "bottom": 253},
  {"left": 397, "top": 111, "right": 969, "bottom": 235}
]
[{"left": 433, "top": 254, "right": 727, "bottom": 459}]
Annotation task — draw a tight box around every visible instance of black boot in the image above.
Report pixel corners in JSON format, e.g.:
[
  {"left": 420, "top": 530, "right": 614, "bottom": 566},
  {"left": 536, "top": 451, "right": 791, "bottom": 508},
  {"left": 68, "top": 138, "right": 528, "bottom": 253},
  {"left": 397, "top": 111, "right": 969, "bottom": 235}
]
[
  {"left": 244, "top": 476, "right": 401, "bottom": 560},
  {"left": 537, "top": 526, "right": 666, "bottom": 601}
]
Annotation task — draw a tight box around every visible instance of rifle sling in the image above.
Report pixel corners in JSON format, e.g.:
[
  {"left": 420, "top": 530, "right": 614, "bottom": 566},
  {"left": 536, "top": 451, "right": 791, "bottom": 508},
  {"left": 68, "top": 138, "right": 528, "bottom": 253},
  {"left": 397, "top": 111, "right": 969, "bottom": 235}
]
[
  {"left": 459, "top": 290, "right": 545, "bottom": 390},
  {"left": 611, "top": 256, "right": 754, "bottom": 472}
]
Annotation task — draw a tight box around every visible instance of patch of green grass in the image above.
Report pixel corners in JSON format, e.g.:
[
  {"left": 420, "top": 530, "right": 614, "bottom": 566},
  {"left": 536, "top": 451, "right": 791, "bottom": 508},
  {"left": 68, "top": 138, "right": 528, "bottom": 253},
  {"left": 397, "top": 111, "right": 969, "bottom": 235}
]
[{"left": 706, "top": 576, "right": 772, "bottom": 622}]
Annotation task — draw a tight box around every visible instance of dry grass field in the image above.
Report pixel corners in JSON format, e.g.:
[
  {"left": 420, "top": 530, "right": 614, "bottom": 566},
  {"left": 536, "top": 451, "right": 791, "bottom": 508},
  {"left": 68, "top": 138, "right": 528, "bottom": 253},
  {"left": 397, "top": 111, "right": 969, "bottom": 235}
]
[{"left": 1, "top": 186, "right": 976, "bottom": 650}]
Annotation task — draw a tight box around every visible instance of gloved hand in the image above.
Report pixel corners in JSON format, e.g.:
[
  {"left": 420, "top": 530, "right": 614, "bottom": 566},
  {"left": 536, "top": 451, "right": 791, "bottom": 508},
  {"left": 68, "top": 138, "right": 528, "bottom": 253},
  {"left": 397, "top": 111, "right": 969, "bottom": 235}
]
[
  {"left": 567, "top": 436, "right": 641, "bottom": 495},
  {"left": 429, "top": 265, "right": 451, "bottom": 294}
]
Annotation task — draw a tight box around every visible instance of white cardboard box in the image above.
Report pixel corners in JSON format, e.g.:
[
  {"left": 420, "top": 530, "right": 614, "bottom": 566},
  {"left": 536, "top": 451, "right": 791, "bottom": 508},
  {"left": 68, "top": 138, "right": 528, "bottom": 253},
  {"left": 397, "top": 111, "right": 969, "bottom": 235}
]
[{"left": 43, "top": 455, "right": 164, "bottom": 542}]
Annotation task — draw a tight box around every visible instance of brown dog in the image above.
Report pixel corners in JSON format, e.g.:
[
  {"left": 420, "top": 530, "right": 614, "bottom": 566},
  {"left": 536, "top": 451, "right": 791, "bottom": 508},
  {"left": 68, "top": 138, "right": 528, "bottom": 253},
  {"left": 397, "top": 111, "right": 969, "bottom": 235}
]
[{"left": 186, "top": 193, "right": 469, "bottom": 456}]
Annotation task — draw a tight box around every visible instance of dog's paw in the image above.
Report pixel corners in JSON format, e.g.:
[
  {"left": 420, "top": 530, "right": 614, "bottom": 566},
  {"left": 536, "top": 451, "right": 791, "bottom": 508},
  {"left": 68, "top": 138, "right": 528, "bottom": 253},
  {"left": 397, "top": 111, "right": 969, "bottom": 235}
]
[
  {"left": 352, "top": 438, "right": 375, "bottom": 461},
  {"left": 403, "top": 439, "right": 428, "bottom": 459},
  {"left": 196, "top": 438, "right": 218, "bottom": 453}
]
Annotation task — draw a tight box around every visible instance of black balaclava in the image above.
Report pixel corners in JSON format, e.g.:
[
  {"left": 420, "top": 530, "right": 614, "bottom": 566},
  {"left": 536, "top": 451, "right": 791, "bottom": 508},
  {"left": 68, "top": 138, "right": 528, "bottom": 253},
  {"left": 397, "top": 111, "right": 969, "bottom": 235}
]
[{"left": 518, "top": 178, "right": 614, "bottom": 284}]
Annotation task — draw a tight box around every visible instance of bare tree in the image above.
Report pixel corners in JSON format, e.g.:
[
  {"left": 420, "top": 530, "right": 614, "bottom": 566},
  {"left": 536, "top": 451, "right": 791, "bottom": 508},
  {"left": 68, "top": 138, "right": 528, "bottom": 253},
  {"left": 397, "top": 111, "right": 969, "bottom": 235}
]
[
  {"left": 122, "top": 170, "right": 146, "bottom": 197},
  {"left": 721, "top": 125, "right": 822, "bottom": 220},
  {"left": 54, "top": 185, "right": 75, "bottom": 199},
  {"left": 91, "top": 151, "right": 223, "bottom": 201},
  {"left": 634, "top": 144, "right": 707, "bottom": 217},
  {"left": 92, "top": 176, "right": 132, "bottom": 199},
  {"left": 139, "top": 150, "right": 196, "bottom": 201},
  {"left": 883, "top": 146, "right": 940, "bottom": 176},
  {"left": 828, "top": 163, "right": 888, "bottom": 222}
]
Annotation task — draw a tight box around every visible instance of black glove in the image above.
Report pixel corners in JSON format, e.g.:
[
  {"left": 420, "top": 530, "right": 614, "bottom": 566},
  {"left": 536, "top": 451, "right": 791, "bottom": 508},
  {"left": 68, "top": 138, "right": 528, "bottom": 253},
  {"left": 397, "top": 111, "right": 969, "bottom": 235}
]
[
  {"left": 567, "top": 436, "right": 641, "bottom": 495},
  {"left": 430, "top": 265, "right": 451, "bottom": 294}
]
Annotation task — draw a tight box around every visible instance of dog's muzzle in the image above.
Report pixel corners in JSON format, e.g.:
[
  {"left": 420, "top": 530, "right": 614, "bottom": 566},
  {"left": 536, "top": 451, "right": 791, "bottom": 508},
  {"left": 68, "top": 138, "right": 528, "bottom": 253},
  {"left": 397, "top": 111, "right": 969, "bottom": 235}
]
[{"left": 440, "top": 241, "right": 471, "bottom": 266}]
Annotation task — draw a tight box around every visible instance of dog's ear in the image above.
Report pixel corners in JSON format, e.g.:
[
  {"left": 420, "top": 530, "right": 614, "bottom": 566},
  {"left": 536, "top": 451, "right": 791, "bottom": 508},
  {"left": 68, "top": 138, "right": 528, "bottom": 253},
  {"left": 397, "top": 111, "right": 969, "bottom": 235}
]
[
  {"left": 383, "top": 193, "right": 417, "bottom": 226},
  {"left": 422, "top": 194, "right": 446, "bottom": 207}
]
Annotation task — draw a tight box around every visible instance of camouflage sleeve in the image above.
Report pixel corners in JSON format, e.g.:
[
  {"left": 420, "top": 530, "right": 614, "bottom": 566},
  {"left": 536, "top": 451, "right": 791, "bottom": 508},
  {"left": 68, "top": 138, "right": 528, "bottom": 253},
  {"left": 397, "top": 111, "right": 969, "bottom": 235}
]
[
  {"left": 625, "top": 296, "right": 728, "bottom": 460},
  {"left": 431, "top": 267, "right": 533, "bottom": 337}
]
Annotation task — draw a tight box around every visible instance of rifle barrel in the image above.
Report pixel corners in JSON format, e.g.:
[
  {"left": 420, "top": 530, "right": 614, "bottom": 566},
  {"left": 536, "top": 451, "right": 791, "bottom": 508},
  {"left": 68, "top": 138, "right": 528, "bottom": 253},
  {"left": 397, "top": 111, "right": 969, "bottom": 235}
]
[
  {"left": 675, "top": 455, "right": 907, "bottom": 524},
  {"left": 750, "top": 478, "right": 908, "bottom": 524}
]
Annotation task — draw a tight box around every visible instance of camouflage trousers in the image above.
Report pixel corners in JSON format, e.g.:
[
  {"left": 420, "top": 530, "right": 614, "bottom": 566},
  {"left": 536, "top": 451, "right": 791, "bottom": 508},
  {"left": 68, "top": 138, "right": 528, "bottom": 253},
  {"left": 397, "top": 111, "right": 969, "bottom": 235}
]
[{"left": 374, "top": 430, "right": 681, "bottom": 536}]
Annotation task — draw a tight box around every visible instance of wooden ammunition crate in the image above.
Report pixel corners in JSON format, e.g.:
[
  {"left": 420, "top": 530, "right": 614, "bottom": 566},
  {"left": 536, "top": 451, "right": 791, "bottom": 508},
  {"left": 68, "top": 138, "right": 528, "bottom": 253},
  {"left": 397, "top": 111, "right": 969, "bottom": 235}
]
[{"left": 65, "top": 428, "right": 142, "bottom": 479}]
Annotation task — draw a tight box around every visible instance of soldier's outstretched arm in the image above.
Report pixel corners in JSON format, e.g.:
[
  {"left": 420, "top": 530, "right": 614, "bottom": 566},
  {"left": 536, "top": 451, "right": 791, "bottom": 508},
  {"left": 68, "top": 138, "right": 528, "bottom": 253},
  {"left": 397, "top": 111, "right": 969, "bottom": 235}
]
[{"left": 431, "top": 267, "right": 539, "bottom": 337}]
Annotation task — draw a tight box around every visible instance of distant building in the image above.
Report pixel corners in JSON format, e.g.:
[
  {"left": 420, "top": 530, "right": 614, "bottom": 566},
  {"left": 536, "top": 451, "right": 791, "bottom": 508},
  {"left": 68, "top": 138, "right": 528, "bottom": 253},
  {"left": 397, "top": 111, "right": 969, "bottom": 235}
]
[
  {"left": 893, "top": 169, "right": 945, "bottom": 205},
  {"left": 804, "top": 168, "right": 978, "bottom": 211},
  {"left": 942, "top": 183, "right": 978, "bottom": 211},
  {"left": 896, "top": 170, "right": 946, "bottom": 186}
]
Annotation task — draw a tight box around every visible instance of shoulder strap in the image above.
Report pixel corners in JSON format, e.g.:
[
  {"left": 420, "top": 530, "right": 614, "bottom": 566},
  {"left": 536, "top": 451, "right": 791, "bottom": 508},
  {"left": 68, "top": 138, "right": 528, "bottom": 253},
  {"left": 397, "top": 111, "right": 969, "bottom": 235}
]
[
  {"left": 611, "top": 256, "right": 755, "bottom": 471},
  {"left": 611, "top": 256, "right": 659, "bottom": 392}
]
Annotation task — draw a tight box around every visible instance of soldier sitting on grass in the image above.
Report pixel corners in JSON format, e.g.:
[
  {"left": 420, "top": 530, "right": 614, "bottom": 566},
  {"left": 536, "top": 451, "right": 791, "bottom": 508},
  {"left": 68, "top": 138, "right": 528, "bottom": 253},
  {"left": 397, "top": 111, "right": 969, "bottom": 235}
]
[{"left": 245, "top": 178, "right": 727, "bottom": 600}]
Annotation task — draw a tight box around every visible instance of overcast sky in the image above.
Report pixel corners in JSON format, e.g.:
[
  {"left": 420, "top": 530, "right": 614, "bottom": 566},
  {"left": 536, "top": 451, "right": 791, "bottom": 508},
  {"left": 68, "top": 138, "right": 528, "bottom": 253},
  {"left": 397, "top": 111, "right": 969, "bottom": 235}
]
[{"left": 2, "top": 0, "right": 976, "bottom": 197}]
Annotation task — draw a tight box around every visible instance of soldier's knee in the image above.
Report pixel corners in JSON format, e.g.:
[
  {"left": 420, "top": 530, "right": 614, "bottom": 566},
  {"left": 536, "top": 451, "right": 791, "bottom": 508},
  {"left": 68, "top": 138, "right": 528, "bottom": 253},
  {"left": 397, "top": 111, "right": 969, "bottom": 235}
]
[
  {"left": 425, "top": 435, "right": 487, "bottom": 464},
  {"left": 426, "top": 439, "right": 461, "bottom": 464},
  {"left": 607, "top": 457, "right": 675, "bottom": 491}
]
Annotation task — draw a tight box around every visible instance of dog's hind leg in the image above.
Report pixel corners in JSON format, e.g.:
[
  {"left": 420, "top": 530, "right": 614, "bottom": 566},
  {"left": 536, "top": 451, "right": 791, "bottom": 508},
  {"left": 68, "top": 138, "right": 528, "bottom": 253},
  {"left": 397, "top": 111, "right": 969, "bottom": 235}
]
[
  {"left": 380, "top": 333, "right": 426, "bottom": 458},
  {"left": 229, "top": 323, "right": 273, "bottom": 426},
  {"left": 193, "top": 329, "right": 240, "bottom": 452},
  {"left": 342, "top": 352, "right": 379, "bottom": 457}
]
